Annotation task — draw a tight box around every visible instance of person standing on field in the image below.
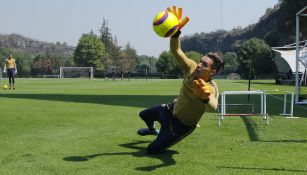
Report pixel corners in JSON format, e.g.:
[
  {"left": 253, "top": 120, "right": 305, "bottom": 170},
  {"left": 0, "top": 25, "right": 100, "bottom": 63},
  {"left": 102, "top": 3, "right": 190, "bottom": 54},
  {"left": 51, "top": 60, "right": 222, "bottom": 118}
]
[
  {"left": 88, "top": 68, "right": 92, "bottom": 79},
  {"left": 3, "top": 53, "right": 17, "bottom": 90},
  {"left": 127, "top": 70, "right": 131, "bottom": 81}
]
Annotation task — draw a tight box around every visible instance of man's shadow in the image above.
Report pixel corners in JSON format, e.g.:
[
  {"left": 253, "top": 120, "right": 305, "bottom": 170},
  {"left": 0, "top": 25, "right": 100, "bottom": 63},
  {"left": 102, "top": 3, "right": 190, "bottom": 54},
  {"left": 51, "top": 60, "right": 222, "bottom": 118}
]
[{"left": 63, "top": 140, "right": 178, "bottom": 171}]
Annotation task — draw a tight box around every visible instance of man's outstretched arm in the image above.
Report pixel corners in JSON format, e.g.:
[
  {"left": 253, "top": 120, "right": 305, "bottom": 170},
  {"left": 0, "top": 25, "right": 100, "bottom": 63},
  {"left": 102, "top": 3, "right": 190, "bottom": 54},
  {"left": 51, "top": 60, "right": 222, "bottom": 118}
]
[
  {"left": 170, "top": 36, "right": 193, "bottom": 73},
  {"left": 168, "top": 6, "right": 192, "bottom": 74}
]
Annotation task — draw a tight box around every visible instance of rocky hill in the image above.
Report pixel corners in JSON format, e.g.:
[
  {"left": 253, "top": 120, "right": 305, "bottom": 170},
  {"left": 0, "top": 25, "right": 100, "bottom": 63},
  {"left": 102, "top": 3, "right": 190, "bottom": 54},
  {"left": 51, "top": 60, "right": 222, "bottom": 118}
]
[
  {"left": 181, "top": 0, "right": 307, "bottom": 54},
  {"left": 0, "top": 33, "right": 75, "bottom": 57}
]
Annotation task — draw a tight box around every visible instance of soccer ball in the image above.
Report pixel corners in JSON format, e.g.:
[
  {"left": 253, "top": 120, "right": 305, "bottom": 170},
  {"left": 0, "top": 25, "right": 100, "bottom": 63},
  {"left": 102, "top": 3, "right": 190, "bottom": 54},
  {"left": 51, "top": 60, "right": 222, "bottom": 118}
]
[
  {"left": 153, "top": 11, "right": 179, "bottom": 37},
  {"left": 2, "top": 84, "right": 8, "bottom": 90}
]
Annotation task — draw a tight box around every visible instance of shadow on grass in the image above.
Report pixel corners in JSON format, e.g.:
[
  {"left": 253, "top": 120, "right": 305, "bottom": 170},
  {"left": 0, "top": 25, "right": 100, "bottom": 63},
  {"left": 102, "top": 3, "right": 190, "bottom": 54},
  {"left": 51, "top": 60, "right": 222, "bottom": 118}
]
[
  {"left": 1, "top": 93, "right": 306, "bottom": 117},
  {"left": 0, "top": 94, "right": 175, "bottom": 108},
  {"left": 260, "top": 139, "right": 307, "bottom": 143},
  {"left": 241, "top": 117, "right": 259, "bottom": 141},
  {"left": 217, "top": 166, "right": 307, "bottom": 173},
  {"left": 240, "top": 116, "right": 307, "bottom": 143},
  {"left": 63, "top": 140, "right": 178, "bottom": 171}
]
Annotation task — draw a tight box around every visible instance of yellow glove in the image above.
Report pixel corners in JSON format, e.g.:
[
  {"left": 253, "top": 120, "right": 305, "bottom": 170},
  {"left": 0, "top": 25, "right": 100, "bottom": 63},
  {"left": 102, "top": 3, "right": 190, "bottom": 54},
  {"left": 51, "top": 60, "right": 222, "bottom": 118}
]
[
  {"left": 167, "top": 6, "right": 189, "bottom": 30},
  {"left": 192, "top": 79, "right": 212, "bottom": 100}
]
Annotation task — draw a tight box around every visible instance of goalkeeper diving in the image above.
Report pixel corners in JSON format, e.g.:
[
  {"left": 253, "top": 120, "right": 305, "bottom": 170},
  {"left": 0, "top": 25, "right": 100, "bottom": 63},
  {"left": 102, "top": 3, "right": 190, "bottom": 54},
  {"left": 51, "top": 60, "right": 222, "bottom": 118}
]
[{"left": 137, "top": 6, "right": 225, "bottom": 154}]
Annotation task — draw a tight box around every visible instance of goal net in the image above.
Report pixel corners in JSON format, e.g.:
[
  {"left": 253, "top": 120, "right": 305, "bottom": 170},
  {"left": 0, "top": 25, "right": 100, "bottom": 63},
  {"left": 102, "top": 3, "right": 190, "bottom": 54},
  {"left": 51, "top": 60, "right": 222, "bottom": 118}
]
[{"left": 60, "top": 67, "right": 93, "bottom": 79}]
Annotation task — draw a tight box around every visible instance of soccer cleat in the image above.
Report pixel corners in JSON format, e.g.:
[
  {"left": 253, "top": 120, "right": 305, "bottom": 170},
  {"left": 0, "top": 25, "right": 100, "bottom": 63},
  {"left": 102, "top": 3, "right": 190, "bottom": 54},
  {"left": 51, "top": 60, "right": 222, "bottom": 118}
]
[{"left": 137, "top": 128, "right": 159, "bottom": 136}]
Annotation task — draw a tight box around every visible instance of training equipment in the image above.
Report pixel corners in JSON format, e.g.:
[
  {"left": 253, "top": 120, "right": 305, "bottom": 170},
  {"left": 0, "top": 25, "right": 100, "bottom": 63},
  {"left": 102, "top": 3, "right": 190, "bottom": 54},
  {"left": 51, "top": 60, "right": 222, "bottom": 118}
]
[
  {"left": 219, "top": 90, "right": 268, "bottom": 126},
  {"left": 280, "top": 91, "right": 299, "bottom": 118},
  {"left": 60, "top": 67, "right": 93, "bottom": 79},
  {"left": 153, "top": 11, "right": 179, "bottom": 37},
  {"left": 3, "top": 84, "right": 8, "bottom": 90}
]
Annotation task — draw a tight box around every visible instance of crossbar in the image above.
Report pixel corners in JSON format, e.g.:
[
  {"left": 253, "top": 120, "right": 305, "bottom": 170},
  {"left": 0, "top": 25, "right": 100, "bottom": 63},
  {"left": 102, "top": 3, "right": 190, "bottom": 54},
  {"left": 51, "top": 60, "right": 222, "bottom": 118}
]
[{"left": 219, "top": 113, "right": 263, "bottom": 116}]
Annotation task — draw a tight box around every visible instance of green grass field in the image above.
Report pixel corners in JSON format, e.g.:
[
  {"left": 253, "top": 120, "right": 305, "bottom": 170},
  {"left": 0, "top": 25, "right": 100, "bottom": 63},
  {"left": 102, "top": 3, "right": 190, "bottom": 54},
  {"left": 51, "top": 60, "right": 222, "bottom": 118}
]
[{"left": 0, "top": 78, "right": 307, "bottom": 175}]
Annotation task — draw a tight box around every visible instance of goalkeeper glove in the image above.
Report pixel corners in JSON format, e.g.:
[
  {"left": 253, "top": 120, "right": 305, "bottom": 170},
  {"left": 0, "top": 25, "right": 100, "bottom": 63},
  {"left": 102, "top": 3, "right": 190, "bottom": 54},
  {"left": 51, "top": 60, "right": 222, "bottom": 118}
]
[
  {"left": 192, "top": 79, "right": 212, "bottom": 100},
  {"left": 167, "top": 6, "right": 190, "bottom": 38}
]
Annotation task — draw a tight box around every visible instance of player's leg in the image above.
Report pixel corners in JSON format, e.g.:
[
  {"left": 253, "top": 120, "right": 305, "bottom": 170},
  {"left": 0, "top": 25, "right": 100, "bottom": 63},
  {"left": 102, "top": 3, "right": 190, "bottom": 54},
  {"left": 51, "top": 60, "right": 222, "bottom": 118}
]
[
  {"left": 137, "top": 104, "right": 167, "bottom": 136},
  {"left": 146, "top": 109, "right": 196, "bottom": 154},
  {"left": 12, "top": 78, "right": 15, "bottom": 89},
  {"left": 12, "top": 70, "right": 15, "bottom": 89},
  {"left": 8, "top": 69, "right": 12, "bottom": 89}
]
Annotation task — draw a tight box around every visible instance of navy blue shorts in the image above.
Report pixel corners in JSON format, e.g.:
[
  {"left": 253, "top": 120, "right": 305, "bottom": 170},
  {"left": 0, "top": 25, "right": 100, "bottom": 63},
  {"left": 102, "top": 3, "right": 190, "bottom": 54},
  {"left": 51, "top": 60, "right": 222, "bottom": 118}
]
[{"left": 139, "top": 103, "right": 196, "bottom": 154}]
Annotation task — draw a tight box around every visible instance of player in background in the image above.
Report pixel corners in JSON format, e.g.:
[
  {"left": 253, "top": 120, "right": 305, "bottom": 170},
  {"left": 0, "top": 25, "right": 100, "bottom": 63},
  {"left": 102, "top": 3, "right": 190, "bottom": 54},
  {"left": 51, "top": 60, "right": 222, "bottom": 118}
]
[{"left": 3, "top": 53, "right": 17, "bottom": 90}]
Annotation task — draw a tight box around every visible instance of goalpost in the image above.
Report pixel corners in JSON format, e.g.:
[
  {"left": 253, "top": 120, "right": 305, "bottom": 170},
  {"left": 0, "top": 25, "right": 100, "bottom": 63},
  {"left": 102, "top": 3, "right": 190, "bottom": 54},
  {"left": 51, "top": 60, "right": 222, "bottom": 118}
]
[
  {"left": 43, "top": 75, "right": 60, "bottom": 78},
  {"left": 60, "top": 67, "right": 94, "bottom": 79},
  {"left": 295, "top": 6, "right": 307, "bottom": 104}
]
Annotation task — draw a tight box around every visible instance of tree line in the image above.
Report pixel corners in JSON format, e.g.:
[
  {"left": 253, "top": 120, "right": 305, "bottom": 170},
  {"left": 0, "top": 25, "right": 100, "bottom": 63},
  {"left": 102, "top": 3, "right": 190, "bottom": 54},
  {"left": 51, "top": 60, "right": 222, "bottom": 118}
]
[
  {"left": 0, "top": 34, "right": 276, "bottom": 80},
  {"left": 0, "top": 19, "right": 158, "bottom": 78},
  {"left": 155, "top": 37, "right": 273, "bottom": 79}
]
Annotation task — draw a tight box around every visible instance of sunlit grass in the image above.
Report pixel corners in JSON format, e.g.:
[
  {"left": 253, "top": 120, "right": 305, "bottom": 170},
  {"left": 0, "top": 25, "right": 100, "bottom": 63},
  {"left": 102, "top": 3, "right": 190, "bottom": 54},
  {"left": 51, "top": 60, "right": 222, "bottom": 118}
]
[{"left": 0, "top": 78, "right": 306, "bottom": 174}]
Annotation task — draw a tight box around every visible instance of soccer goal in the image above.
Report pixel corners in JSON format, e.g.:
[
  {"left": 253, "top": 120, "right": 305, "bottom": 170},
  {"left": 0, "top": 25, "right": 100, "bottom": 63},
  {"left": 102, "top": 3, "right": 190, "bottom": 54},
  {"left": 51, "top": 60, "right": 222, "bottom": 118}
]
[
  {"left": 295, "top": 6, "right": 307, "bottom": 104},
  {"left": 43, "top": 75, "right": 60, "bottom": 78},
  {"left": 60, "top": 67, "right": 93, "bottom": 79}
]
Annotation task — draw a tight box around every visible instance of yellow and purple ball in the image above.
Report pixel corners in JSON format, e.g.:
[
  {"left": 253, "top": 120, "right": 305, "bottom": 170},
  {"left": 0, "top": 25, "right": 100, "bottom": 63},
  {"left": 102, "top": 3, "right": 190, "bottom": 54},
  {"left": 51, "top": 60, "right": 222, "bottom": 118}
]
[
  {"left": 2, "top": 84, "right": 8, "bottom": 90},
  {"left": 153, "top": 11, "right": 179, "bottom": 37}
]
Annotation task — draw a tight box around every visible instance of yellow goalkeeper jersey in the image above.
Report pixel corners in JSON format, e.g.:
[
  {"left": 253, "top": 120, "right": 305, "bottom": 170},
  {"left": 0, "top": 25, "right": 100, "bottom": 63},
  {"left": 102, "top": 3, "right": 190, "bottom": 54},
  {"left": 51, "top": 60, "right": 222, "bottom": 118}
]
[
  {"left": 6, "top": 58, "right": 16, "bottom": 69},
  {"left": 171, "top": 39, "right": 219, "bottom": 126}
]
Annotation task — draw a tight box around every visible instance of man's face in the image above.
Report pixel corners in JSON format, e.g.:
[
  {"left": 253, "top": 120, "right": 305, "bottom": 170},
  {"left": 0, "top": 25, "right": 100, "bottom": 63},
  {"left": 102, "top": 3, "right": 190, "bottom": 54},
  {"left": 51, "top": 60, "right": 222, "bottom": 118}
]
[
  {"left": 195, "top": 56, "right": 216, "bottom": 81},
  {"left": 9, "top": 54, "right": 12, "bottom": 58}
]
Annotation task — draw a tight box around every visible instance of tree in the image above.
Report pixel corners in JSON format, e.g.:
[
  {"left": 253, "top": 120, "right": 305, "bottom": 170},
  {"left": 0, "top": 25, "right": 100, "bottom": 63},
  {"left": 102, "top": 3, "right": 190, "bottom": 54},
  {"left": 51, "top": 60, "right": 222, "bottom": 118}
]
[
  {"left": 73, "top": 32, "right": 106, "bottom": 71},
  {"left": 31, "top": 55, "right": 56, "bottom": 76},
  {"left": 185, "top": 51, "right": 203, "bottom": 63},
  {"left": 99, "top": 18, "right": 113, "bottom": 52},
  {"left": 238, "top": 38, "right": 271, "bottom": 79},
  {"left": 156, "top": 51, "right": 177, "bottom": 76},
  {"left": 99, "top": 19, "right": 121, "bottom": 66},
  {"left": 17, "top": 58, "right": 33, "bottom": 77},
  {"left": 108, "top": 36, "right": 121, "bottom": 66},
  {"left": 222, "top": 52, "right": 239, "bottom": 74},
  {"left": 136, "top": 55, "right": 157, "bottom": 73},
  {"left": 118, "top": 51, "right": 132, "bottom": 72},
  {"left": 264, "top": 30, "right": 282, "bottom": 47},
  {"left": 122, "top": 43, "right": 138, "bottom": 72}
]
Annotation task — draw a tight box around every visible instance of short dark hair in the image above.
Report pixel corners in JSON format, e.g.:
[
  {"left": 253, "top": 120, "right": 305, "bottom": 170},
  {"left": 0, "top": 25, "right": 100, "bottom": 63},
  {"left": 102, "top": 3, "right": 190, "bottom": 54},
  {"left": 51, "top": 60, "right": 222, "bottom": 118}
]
[{"left": 206, "top": 52, "right": 224, "bottom": 73}]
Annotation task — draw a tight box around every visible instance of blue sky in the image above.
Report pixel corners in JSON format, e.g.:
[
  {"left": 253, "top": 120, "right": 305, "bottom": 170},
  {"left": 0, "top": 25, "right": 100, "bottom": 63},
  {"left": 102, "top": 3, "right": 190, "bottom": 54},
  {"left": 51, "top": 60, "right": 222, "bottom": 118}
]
[{"left": 0, "top": 0, "right": 278, "bottom": 57}]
